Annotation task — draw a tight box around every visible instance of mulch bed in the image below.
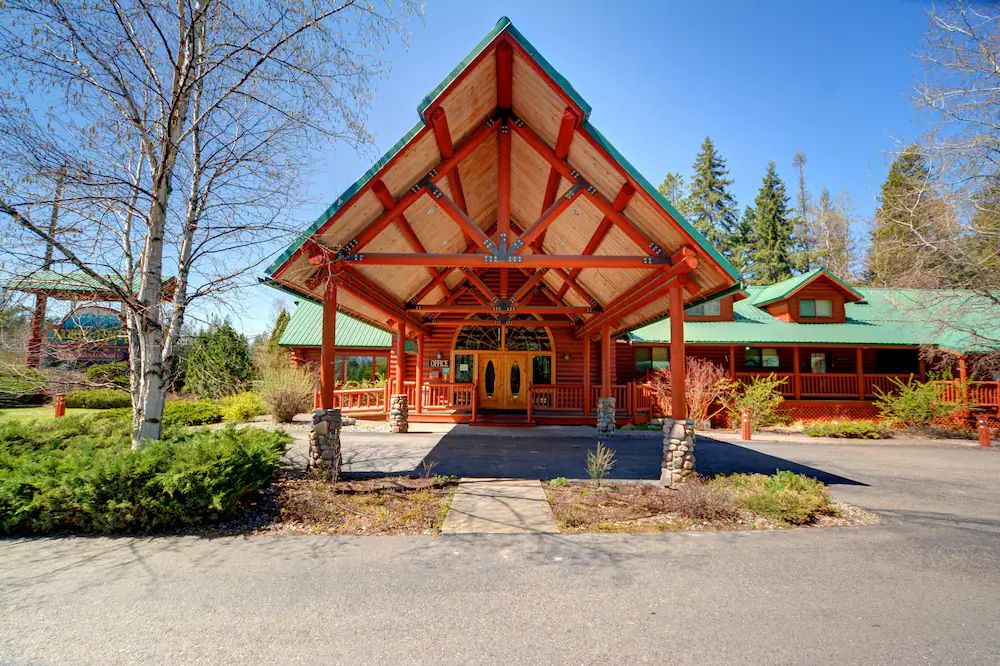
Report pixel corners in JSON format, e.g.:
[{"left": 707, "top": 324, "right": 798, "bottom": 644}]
[
  {"left": 222, "top": 476, "right": 458, "bottom": 536},
  {"left": 543, "top": 481, "right": 879, "bottom": 533}
]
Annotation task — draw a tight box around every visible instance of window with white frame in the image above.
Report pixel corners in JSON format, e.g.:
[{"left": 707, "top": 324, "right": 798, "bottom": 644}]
[
  {"left": 688, "top": 299, "right": 722, "bottom": 317},
  {"left": 799, "top": 299, "right": 833, "bottom": 318}
]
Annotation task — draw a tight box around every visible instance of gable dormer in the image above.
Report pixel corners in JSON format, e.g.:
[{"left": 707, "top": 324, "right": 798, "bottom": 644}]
[{"left": 750, "top": 269, "right": 865, "bottom": 323}]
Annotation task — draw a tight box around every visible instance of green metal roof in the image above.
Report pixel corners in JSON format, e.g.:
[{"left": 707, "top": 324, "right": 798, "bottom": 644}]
[
  {"left": 5, "top": 270, "right": 174, "bottom": 295},
  {"left": 749, "top": 268, "right": 865, "bottom": 307},
  {"left": 628, "top": 286, "right": 998, "bottom": 353},
  {"left": 278, "top": 300, "right": 392, "bottom": 348},
  {"left": 266, "top": 17, "right": 740, "bottom": 285}
]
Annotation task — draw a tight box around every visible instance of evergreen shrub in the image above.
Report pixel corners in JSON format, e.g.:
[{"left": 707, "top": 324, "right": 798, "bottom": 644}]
[
  {"left": 65, "top": 389, "right": 132, "bottom": 410},
  {"left": 803, "top": 420, "right": 891, "bottom": 439},
  {"left": 218, "top": 392, "right": 267, "bottom": 423}
]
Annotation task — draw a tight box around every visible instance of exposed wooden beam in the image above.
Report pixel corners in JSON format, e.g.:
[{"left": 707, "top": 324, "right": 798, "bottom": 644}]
[
  {"left": 335, "top": 265, "right": 430, "bottom": 335},
  {"left": 429, "top": 107, "right": 468, "bottom": 213},
  {"left": 508, "top": 219, "right": 603, "bottom": 307},
  {"left": 497, "top": 39, "right": 513, "bottom": 297},
  {"left": 372, "top": 180, "right": 451, "bottom": 297},
  {"left": 408, "top": 223, "right": 499, "bottom": 305},
  {"left": 427, "top": 319, "right": 576, "bottom": 328},
  {"left": 461, "top": 267, "right": 500, "bottom": 304},
  {"left": 557, "top": 182, "right": 635, "bottom": 299},
  {"left": 431, "top": 183, "right": 496, "bottom": 254},
  {"left": 509, "top": 269, "right": 548, "bottom": 305},
  {"left": 538, "top": 108, "right": 578, "bottom": 247},
  {"left": 510, "top": 117, "right": 660, "bottom": 256},
  {"left": 410, "top": 305, "right": 594, "bottom": 315},
  {"left": 511, "top": 182, "right": 584, "bottom": 253},
  {"left": 341, "top": 253, "right": 669, "bottom": 269},
  {"left": 497, "top": 40, "right": 513, "bottom": 109}
]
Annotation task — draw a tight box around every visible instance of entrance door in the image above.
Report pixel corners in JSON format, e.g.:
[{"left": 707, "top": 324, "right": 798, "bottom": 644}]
[
  {"left": 478, "top": 354, "right": 504, "bottom": 409},
  {"left": 476, "top": 353, "right": 529, "bottom": 410}
]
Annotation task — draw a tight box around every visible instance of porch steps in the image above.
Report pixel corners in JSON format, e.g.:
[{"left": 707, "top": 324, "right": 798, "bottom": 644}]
[{"left": 469, "top": 417, "right": 536, "bottom": 427}]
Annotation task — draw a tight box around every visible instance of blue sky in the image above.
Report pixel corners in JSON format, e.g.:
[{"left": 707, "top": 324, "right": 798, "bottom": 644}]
[{"left": 242, "top": 0, "right": 930, "bottom": 334}]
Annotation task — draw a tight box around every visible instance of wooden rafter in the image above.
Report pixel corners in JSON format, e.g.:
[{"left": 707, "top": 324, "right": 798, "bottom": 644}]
[
  {"left": 344, "top": 116, "right": 499, "bottom": 254},
  {"left": 508, "top": 219, "right": 603, "bottom": 308},
  {"left": 497, "top": 40, "right": 513, "bottom": 299},
  {"left": 510, "top": 116, "right": 661, "bottom": 257},
  {"left": 461, "top": 267, "right": 500, "bottom": 304},
  {"left": 341, "top": 253, "right": 669, "bottom": 269},
  {"left": 511, "top": 182, "right": 584, "bottom": 253},
  {"left": 429, "top": 108, "right": 468, "bottom": 213},
  {"left": 410, "top": 305, "right": 593, "bottom": 315},
  {"left": 538, "top": 108, "right": 578, "bottom": 247},
  {"left": 324, "top": 268, "right": 430, "bottom": 336},
  {"left": 371, "top": 180, "right": 451, "bottom": 298},
  {"left": 557, "top": 182, "right": 636, "bottom": 300},
  {"left": 431, "top": 183, "right": 497, "bottom": 254},
  {"left": 509, "top": 269, "right": 547, "bottom": 305}
]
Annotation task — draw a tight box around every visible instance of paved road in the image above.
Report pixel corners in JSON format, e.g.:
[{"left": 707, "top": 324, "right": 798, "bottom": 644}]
[{"left": 2, "top": 437, "right": 999, "bottom": 665}]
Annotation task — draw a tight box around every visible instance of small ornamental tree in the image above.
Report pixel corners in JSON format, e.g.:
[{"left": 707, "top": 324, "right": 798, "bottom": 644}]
[
  {"left": 649, "top": 358, "right": 732, "bottom": 425},
  {"left": 184, "top": 322, "right": 253, "bottom": 399},
  {"left": 723, "top": 373, "right": 787, "bottom": 430}
]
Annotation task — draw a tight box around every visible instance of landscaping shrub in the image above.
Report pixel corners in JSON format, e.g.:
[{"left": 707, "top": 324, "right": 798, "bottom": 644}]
[
  {"left": 803, "top": 420, "right": 891, "bottom": 439},
  {"left": 261, "top": 363, "right": 313, "bottom": 423},
  {"left": 0, "top": 420, "right": 289, "bottom": 535},
  {"left": 670, "top": 480, "right": 741, "bottom": 521},
  {"left": 84, "top": 361, "right": 130, "bottom": 388},
  {"left": 65, "top": 388, "right": 132, "bottom": 409},
  {"left": 875, "top": 377, "right": 957, "bottom": 429},
  {"left": 586, "top": 441, "right": 616, "bottom": 487},
  {"left": 162, "top": 400, "right": 222, "bottom": 426},
  {"left": 0, "top": 366, "right": 46, "bottom": 407},
  {"left": 723, "top": 373, "right": 786, "bottom": 430},
  {"left": 184, "top": 321, "right": 254, "bottom": 399},
  {"left": 710, "top": 471, "right": 832, "bottom": 525},
  {"left": 218, "top": 392, "right": 267, "bottom": 423},
  {"left": 648, "top": 358, "right": 731, "bottom": 425}
]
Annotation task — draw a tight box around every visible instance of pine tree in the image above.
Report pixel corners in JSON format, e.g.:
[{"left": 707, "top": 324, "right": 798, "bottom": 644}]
[
  {"left": 865, "top": 146, "right": 950, "bottom": 287},
  {"left": 657, "top": 171, "right": 692, "bottom": 219},
  {"left": 792, "top": 151, "right": 814, "bottom": 271},
  {"left": 750, "top": 161, "right": 795, "bottom": 284},
  {"left": 731, "top": 205, "right": 756, "bottom": 279},
  {"left": 269, "top": 308, "right": 291, "bottom": 353},
  {"left": 687, "top": 137, "right": 739, "bottom": 256}
]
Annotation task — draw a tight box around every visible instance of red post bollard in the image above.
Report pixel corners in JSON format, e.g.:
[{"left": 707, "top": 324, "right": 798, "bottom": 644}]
[
  {"left": 53, "top": 393, "right": 67, "bottom": 418},
  {"left": 741, "top": 409, "right": 752, "bottom": 441},
  {"left": 313, "top": 388, "right": 320, "bottom": 410},
  {"left": 978, "top": 418, "right": 992, "bottom": 448}
]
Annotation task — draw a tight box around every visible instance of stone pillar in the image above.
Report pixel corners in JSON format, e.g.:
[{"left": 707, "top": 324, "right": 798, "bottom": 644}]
[
  {"left": 597, "top": 397, "right": 616, "bottom": 438},
  {"left": 389, "top": 393, "right": 409, "bottom": 434},
  {"left": 309, "top": 408, "right": 342, "bottom": 480},
  {"left": 661, "top": 417, "right": 696, "bottom": 486}
]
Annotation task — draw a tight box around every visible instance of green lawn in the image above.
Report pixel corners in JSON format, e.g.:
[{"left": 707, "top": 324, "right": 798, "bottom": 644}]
[{"left": 0, "top": 407, "right": 103, "bottom": 422}]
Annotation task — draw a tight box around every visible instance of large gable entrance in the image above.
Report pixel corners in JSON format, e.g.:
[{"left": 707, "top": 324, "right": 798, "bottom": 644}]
[{"left": 266, "top": 17, "right": 740, "bottom": 425}]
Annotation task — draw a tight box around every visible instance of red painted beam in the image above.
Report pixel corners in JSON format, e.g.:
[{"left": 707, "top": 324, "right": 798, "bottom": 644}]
[
  {"left": 509, "top": 269, "right": 547, "bottom": 305},
  {"left": 497, "top": 40, "right": 513, "bottom": 109},
  {"left": 429, "top": 108, "right": 468, "bottom": 213},
  {"left": 461, "top": 268, "right": 500, "bottom": 304},
  {"left": 411, "top": 305, "right": 594, "bottom": 315},
  {"left": 427, "top": 319, "right": 576, "bottom": 328},
  {"left": 557, "top": 182, "right": 635, "bottom": 299},
  {"left": 320, "top": 274, "right": 337, "bottom": 409},
  {"left": 539, "top": 108, "right": 578, "bottom": 247},
  {"left": 512, "top": 182, "right": 584, "bottom": 253},
  {"left": 341, "top": 253, "right": 667, "bottom": 269},
  {"left": 336, "top": 265, "right": 430, "bottom": 335},
  {"left": 433, "top": 185, "right": 496, "bottom": 254}
]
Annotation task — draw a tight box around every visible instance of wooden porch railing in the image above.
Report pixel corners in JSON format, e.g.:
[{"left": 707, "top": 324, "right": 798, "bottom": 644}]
[
  {"left": 734, "top": 372, "right": 795, "bottom": 397},
  {"left": 420, "top": 382, "right": 475, "bottom": 410},
  {"left": 531, "top": 384, "right": 585, "bottom": 412},
  {"left": 329, "top": 387, "right": 387, "bottom": 412},
  {"left": 863, "top": 374, "right": 916, "bottom": 398},
  {"left": 934, "top": 380, "right": 1000, "bottom": 412},
  {"left": 800, "top": 373, "right": 858, "bottom": 398}
]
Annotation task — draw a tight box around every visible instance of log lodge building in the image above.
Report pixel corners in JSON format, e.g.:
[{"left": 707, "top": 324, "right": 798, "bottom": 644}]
[{"left": 265, "top": 18, "right": 999, "bottom": 428}]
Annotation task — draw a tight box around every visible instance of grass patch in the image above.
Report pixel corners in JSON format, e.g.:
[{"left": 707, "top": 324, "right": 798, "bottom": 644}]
[
  {"left": 709, "top": 471, "right": 834, "bottom": 525},
  {"left": 260, "top": 476, "right": 458, "bottom": 536},
  {"left": 803, "top": 420, "right": 891, "bottom": 439},
  {"left": 545, "top": 471, "right": 873, "bottom": 533},
  {"left": 0, "top": 407, "right": 103, "bottom": 422}
]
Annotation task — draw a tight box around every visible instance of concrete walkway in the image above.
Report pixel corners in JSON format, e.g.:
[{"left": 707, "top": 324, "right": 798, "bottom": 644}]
[{"left": 442, "top": 478, "right": 559, "bottom": 534}]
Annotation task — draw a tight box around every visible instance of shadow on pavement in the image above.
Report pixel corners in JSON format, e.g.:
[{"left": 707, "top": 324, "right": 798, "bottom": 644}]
[{"left": 697, "top": 437, "right": 866, "bottom": 486}]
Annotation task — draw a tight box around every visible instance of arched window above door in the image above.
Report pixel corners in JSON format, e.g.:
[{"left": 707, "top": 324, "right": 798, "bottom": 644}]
[{"left": 454, "top": 325, "right": 552, "bottom": 352}]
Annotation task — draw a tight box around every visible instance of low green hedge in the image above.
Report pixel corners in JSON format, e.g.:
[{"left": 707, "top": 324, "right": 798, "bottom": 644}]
[
  {"left": 65, "top": 389, "right": 131, "bottom": 410},
  {"left": 0, "top": 414, "right": 289, "bottom": 535},
  {"left": 803, "top": 420, "right": 891, "bottom": 439},
  {"left": 0, "top": 367, "right": 46, "bottom": 407},
  {"left": 218, "top": 392, "right": 267, "bottom": 423},
  {"left": 162, "top": 400, "right": 222, "bottom": 426},
  {"left": 710, "top": 471, "right": 833, "bottom": 525}
]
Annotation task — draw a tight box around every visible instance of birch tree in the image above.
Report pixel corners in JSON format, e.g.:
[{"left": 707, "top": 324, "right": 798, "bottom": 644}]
[{"left": 0, "top": 0, "right": 418, "bottom": 447}]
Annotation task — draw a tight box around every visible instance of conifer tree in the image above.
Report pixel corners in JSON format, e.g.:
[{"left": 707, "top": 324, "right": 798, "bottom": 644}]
[
  {"left": 749, "top": 161, "right": 795, "bottom": 284},
  {"left": 687, "top": 137, "right": 739, "bottom": 256},
  {"left": 732, "top": 205, "right": 757, "bottom": 279},
  {"left": 865, "top": 146, "right": 950, "bottom": 287},
  {"left": 657, "top": 171, "right": 692, "bottom": 219},
  {"left": 792, "top": 151, "right": 815, "bottom": 271},
  {"left": 813, "top": 187, "right": 858, "bottom": 281}
]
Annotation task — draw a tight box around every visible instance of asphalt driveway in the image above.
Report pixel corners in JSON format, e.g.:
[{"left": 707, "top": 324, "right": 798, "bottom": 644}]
[{"left": 2, "top": 434, "right": 999, "bottom": 665}]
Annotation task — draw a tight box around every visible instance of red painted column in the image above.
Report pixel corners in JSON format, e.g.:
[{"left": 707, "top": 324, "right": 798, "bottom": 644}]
[
  {"left": 415, "top": 333, "right": 423, "bottom": 414},
  {"left": 959, "top": 355, "right": 969, "bottom": 414},
  {"left": 856, "top": 347, "right": 866, "bottom": 400},
  {"left": 669, "top": 282, "right": 686, "bottom": 419},
  {"left": 583, "top": 334, "right": 592, "bottom": 416},
  {"left": 600, "top": 324, "right": 612, "bottom": 398},
  {"left": 793, "top": 346, "right": 802, "bottom": 400},
  {"left": 395, "top": 320, "right": 407, "bottom": 396},
  {"left": 320, "top": 273, "right": 338, "bottom": 409}
]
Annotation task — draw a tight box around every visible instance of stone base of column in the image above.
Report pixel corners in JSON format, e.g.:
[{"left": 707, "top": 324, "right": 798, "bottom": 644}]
[
  {"left": 309, "top": 408, "right": 342, "bottom": 480},
  {"left": 660, "top": 417, "right": 696, "bottom": 486},
  {"left": 597, "top": 397, "right": 616, "bottom": 437},
  {"left": 389, "top": 394, "right": 409, "bottom": 433}
]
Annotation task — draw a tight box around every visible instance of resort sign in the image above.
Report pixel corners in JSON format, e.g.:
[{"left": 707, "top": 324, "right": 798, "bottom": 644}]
[{"left": 46, "top": 306, "right": 128, "bottom": 363}]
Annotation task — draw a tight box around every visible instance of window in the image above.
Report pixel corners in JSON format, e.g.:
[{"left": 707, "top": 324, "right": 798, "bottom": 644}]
[
  {"left": 810, "top": 353, "right": 827, "bottom": 374},
  {"left": 344, "top": 356, "right": 374, "bottom": 383},
  {"left": 375, "top": 357, "right": 387, "bottom": 381},
  {"left": 454, "top": 354, "right": 474, "bottom": 383},
  {"left": 800, "top": 299, "right": 833, "bottom": 318},
  {"left": 635, "top": 347, "right": 669, "bottom": 375},
  {"left": 746, "top": 348, "right": 780, "bottom": 368},
  {"left": 688, "top": 299, "right": 721, "bottom": 317},
  {"left": 532, "top": 355, "right": 552, "bottom": 384}
]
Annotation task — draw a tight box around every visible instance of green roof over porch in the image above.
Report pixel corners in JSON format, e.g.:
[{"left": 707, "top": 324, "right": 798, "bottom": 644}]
[{"left": 278, "top": 301, "right": 392, "bottom": 349}]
